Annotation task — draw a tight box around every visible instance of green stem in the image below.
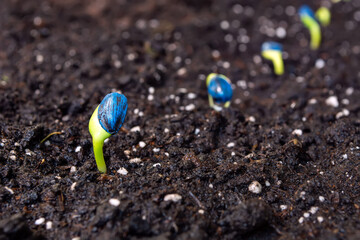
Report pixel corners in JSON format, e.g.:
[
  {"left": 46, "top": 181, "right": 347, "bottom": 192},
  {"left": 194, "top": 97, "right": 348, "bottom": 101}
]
[
  {"left": 208, "top": 94, "right": 214, "bottom": 108},
  {"left": 272, "top": 52, "right": 284, "bottom": 75},
  {"left": 302, "top": 16, "right": 321, "bottom": 50},
  {"left": 309, "top": 23, "right": 321, "bottom": 50},
  {"left": 93, "top": 138, "right": 106, "bottom": 173},
  {"left": 89, "top": 106, "right": 111, "bottom": 173},
  {"left": 224, "top": 101, "right": 231, "bottom": 108}
]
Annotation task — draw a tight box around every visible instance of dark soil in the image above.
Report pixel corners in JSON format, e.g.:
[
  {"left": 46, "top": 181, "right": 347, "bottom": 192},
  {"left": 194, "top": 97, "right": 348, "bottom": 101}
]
[{"left": 1, "top": 0, "right": 360, "bottom": 239}]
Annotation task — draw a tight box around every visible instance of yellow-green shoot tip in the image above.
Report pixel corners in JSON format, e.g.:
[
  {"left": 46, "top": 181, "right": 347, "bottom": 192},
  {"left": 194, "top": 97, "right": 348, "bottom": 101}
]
[{"left": 316, "top": 7, "right": 331, "bottom": 27}]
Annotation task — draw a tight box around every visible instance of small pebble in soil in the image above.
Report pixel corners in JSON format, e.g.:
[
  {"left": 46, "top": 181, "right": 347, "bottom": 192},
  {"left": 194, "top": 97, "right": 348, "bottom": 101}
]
[
  {"left": 292, "top": 129, "right": 303, "bottom": 136},
  {"left": 310, "top": 206, "right": 319, "bottom": 214},
  {"left": 325, "top": 96, "right": 339, "bottom": 107},
  {"left": 139, "top": 141, "right": 146, "bottom": 148},
  {"left": 164, "top": 128, "right": 169, "bottom": 133},
  {"left": 342, "top": 154, "right": 348, "bottom": 159},
  {"left": 153, "top": 148, "right": 160, "bottom": 153},
  {"left": 198, "top": 209, "right": 205, "bottom": 214},
  {"left": 124, "top": 150, "right": 131, "bottom": 156},
  {"left": 147, "top": 95, "right": 154, "bottom": 101},
  {"left": 117, "top": 167, "right": 128, "bottom": 175},
  {"left": 298, "top": 217, "right": 304, "bottom": 224},
  {"left": 315, "top": 59, "right": 325, "bottom": 69},
  {"left": 253, "top": 55, "right": 262, "bottom": 64},
  {"left": 276, "top": 27, "right": 287, "bottom": 38},
  {"left": 164, "top": 194, "right": 182, "bottom": 202},
  {"left": 212, "top": 50, "right": 220, "bottom": 59},
  {"left": 342, "top": 99, "right": 349, "bottom": 105},
  {"left": 129, "top": 158, "right": 142, "bottom": 163},
  {"left": 109, "top": 198, "right": 120, "bottom": 207},
  {"left": 130, "top": 126, "right": 141, "bottom": 132},
  {"left": 153, "top": 163, "right": 161, "bottom": 167},
  {"left": 296, "top": 76, "right": 305, "bottom": 83},
  {"left": 222, "top": 61, "right": 230, "bottom": 69},
  {"left": 303, "top": 212, "right": 310, "bottom": 218},
  {"left": 5, "top": 186, "right": 14, "bottom": 194},
  {"left": 220, "top": 20, "right": 230, "bottom": 30},
  {"left": 227, "top": 142, "right": 235, "bottom": 148},
  {"left": 148, "top": 87, "right": 155, "bottom": 94},
  {"left": 247, "top": 116, "right": 256, "bottom": 122},
  {"left": 70, "top": 166, "right": 76, "bottom": 173},
  {"left": 35, "top": 218, "right": 45, "bottom": 225},
  {"left": 36, "top": 55, "right": 44, "bottom": 64},
  {"left": 317, "top": 216, "right": 324, "bottom": 223},
  {"left": 265, "top": 181, "right": 270, "bottom": 187},
  {"left": 233, "top": 4, "right": 243, "bottom": 14},
  {"left": 113, "top": 60, "right": 121, "bottom": 68},
  {"left": 71, "top": 182, "right": 77, "bottom": 191},
  {"left": 280, "top": 205, "right": 288, "bottom": 211},
  {"left": 9, "top": 155, "right": 16, "bottom": 160},
  {"left": 248, "top": 181, "right": 262, "bottom": 194},
  {"left": 25, "top": 149, "right": 32, "bottom": 156},
  {"left": 209, "top": 184, "right": 214, "bottom": 188},
  {"left": 194, "top": 128, "right": 200, "bottom": 135},
  {"left": 309, "top": 98, "right": 317, "bottom": 104},
  {"left": 177, "top": 68, "right": 187, "bottom": 76},
  {"left": 300, "top": 191, "right": 306, "bottom": 200},
  {"left": 75, "top": 146, "right": 81, "bottom": 152},
  {"left": 346, "top": 87, "right": 354, "bottom": 96},
  {"left": 46, "top": 221, "right": 52, "bottom": 230},
  {"left": 187, "top": 93, "right": 196, "bottom": 99},
  {"left": 185, "top": 104, "right": 195, "bottom": 111},
  {"left": 336, "top": 109, "right": 350, "bottom": 119},
  {"left": 62, "top": 115, "right": 70, "bottom": 121},
  {"left": 33, "top": 16, "right": 43, "bottom": 26}
]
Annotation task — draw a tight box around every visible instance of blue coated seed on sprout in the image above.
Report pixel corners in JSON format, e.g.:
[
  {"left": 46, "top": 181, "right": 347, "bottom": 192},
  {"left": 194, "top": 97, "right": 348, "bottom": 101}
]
[
  {"left": 98, "top": 93, "right": 128, "bottom": 135},
  {"left": 261, "top": 41, "right": 284, "bottom": 75},
  {"left": 298, "top": 5, "right": 321, "bottom": 50},
  {"left": 206, "top": 73, "right": 233, "bottom": 111},
  {"left": 89, "top": 92, "right": 128, "bottom": 173}
]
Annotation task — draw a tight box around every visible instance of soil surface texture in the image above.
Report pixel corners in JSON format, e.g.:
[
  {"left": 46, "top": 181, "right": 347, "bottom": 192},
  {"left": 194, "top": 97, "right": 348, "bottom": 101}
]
[{"left": 0, "top": 0, "right": 360, "bottom": 239}]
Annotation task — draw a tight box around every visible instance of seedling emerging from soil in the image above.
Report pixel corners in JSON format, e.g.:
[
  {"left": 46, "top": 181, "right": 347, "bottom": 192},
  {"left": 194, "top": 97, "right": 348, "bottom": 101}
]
[
  {"left": 315, "top": 7, "right": 331, "bottom": 27},
  {"left": 206, "top": 73, "right": 233, "bottom": 111},
  {"left": 299, "top": 5, "right": 321, "bottom": 50},
  {"left": 261, "top": 41, "right": 284, "bottom": 75},
  {"left": 89, "top": 93, "right": 128, "bottom": 173}
]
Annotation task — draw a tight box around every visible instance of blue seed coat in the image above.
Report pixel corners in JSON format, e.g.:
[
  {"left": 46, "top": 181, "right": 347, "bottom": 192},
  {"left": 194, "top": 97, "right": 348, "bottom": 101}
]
[
  {"left": 98, "top": 93, "right": 128, "bottom": 134},
  {"left": 208, "top": 76, "right": 233, "bottom": 103},
  {"left": 298, "top": 5, "right": 316, "bottom": 19},
  {"left": 261, "top": 41, "right": 282, "bottom": 52}
]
